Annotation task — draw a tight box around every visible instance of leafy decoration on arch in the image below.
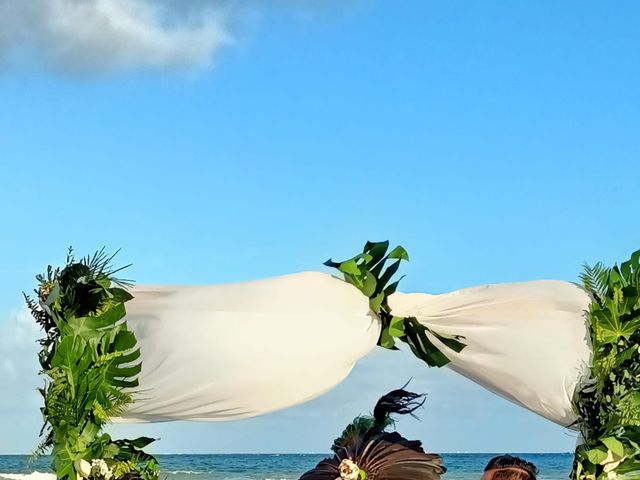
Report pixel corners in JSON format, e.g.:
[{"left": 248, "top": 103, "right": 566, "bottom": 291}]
[
  {"left": 325, "top": 241, "right": 466, "bottom": 367},
  {"left": 573, "top": 249, "right": 640, "bottom": 480},
  {"left": 26, "top": 248, "right": 159, "bottom": 480}
]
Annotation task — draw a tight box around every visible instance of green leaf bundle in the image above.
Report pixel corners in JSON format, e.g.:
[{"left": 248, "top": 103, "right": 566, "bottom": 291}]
[
  {"left": 325, "top": 241, "right": 466, "bottom": 367},
  {"left": 573, "top": 250, "right": 640, "bottom": 480},
  {"left": 26, "top": 249, "right": 159, "bottom": 480}
]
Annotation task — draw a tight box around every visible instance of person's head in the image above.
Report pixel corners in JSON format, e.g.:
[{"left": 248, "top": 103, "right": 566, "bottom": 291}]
[{"left": 480, "top": 455, "right": 538, "bottom": 480}]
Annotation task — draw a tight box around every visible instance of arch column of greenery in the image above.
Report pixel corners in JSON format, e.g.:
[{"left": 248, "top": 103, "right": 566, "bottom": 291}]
[
  {"left": 27, "top": 250, "right": 158, "bottom": 480},
  {"left": 573, "top": 251, "right": 640, "bottom": 480}
]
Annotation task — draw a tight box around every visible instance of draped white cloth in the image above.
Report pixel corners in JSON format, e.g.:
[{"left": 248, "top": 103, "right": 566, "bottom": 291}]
[
  {"left": 118, "top": 272, "right": 592, "bottom": 427},
  {"left": 388, "top": 281, "right": 592, "bottom": 427},
  {"left": 119, "top": 272, "right": 380, "bottom": 422}
]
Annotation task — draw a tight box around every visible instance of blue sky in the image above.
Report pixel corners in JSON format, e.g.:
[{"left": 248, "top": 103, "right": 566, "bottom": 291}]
[{"left": 1, "top": 0, "right": 639, "bottom": 455}]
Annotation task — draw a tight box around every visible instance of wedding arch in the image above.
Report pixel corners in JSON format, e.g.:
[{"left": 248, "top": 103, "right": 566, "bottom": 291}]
[{"left": 26, "top": 242, "right": 640, "bottom": 480}]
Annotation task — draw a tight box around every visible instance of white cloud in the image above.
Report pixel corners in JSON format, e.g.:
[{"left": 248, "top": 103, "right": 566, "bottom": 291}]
[{"left": 0, "top": 0, "right": 230, "bottom": 73}]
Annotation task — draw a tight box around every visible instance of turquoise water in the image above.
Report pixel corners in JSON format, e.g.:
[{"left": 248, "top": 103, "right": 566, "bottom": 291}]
[{"left": 0, "top": 453, "right": 572, "bottom": 480}]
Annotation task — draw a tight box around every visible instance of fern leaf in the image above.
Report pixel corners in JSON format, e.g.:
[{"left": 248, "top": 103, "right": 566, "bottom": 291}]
[{"left": 580, "top": 262, "right": 611, "bottom": 300}]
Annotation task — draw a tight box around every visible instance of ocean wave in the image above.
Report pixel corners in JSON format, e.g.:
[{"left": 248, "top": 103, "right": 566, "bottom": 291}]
[
  {"left": 0, "top": 471, "right": 294, "bottom": 480},
  {"left": 165, "top": 471, "right": 207, "bottom": 475},
  {"left": 0, "top": 472, "right": 56, "bottom": 480},
  {"left": 165, "top": 473, "right": 292, "bottom": 479}
]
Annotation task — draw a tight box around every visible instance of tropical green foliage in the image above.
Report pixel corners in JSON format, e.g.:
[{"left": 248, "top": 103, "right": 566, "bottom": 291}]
[
  {"left": 325, "top": 241, "right": 465, "bottom": 367},
  {"left": 573, "top": 250, "right": 640, "bottom": 480},
  {"left": 25, "top": 249, "right": 159, "bottom": 480}
]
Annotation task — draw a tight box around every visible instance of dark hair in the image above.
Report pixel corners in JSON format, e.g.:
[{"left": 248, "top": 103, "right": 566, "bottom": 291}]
[{"left": 484, "top": 455, "right": 538, "bottom": 480}]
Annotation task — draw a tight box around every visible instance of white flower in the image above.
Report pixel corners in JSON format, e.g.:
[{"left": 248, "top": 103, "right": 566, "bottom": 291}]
[
  {"left": 90, "top": 459, "right": 113, "bottom": 480},
  {"left": 74, "top": 459, "right": 92, "bottom": 479},
  {"left": 602, "top": 449, "right": 623, "bottom": 473},
  {"left": 338, "top": 459, "right": 360, "bottom": 480},
  {"left": 603, "top": 450, "right": 615, "bottom": 464},
  {"left": 604, "top": 461, "right": 622, "bottom": 473}
]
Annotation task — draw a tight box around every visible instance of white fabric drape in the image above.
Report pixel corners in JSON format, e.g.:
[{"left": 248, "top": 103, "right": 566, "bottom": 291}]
[
  {"left": 117, "top": 272, "right": 592, "bottom": 427},
  {"left": 118, "top": 272, "right": 380, "bottom": 422},
  {"left": 388, "top": 280, "right": 592, "bottom": 427}
]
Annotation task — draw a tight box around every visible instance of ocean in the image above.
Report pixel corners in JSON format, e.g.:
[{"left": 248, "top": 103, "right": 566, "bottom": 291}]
[{"left": 0, "top": 453, "right": 572, "bottom": 480}]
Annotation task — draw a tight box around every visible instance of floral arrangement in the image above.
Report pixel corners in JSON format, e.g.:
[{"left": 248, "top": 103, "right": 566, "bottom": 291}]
[
  {"left": 325, "top": 241, "right": 466, "bottom": 367},
  {"left": 338, "top": 459, "right": 363, "bottom": 480},
  {"left": 573, "top": 250, "right": 640, "bottom": 480},
  {"left": 25, "top": 249, "right": 159, "bottom": 480}
]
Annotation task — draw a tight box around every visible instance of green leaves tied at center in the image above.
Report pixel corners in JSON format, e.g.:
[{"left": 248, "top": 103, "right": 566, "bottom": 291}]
[{"left": 325, "top": 241, "right": 466, "bottom": 367}]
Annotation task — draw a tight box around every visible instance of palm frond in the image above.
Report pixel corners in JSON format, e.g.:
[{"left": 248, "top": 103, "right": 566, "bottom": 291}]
[
  {"left": 81, "top": 247, "right": 134, "bottom": 287},
  {"left": 580, "top": 261, "right": 611, "bottom": 301}
]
